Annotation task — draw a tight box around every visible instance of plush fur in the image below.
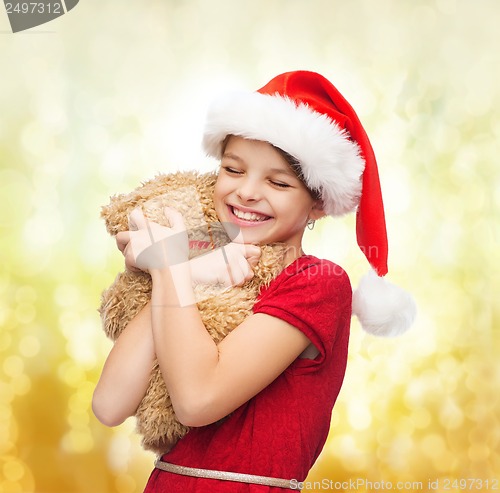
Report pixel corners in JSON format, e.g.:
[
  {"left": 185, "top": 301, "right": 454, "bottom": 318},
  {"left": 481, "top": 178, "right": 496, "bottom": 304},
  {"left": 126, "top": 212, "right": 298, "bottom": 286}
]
[
  {"left": 99, "top": 171, "right": 287, "bottom": 454},
  {"left": 352, "top": 269, "right": 417, "bottom": 337}
]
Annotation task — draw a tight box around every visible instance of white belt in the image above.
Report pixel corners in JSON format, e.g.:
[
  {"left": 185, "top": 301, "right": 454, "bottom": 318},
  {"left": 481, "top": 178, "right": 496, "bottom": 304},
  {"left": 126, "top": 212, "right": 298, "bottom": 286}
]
[{"left": 154, "top": 458, "right": 296, "bottom": 489}]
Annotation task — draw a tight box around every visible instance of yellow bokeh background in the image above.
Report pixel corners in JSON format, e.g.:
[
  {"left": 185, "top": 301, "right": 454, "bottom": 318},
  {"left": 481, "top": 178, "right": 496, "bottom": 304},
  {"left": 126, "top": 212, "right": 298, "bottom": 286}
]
[{"left": 1, "top": 1, "right": 499, "bottom": 492}]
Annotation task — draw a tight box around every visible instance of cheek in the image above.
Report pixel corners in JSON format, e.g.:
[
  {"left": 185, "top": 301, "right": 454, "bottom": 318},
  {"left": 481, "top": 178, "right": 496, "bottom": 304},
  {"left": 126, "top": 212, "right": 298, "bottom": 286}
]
[
  {"left": 214, "top": 173, "right": 235, "bottom": 200},
  {"left": 213, "top": 176, "right": 224, "bottom": 201},
  {"left": 213, "top": 178, "right": 230, "bottom": 215}
]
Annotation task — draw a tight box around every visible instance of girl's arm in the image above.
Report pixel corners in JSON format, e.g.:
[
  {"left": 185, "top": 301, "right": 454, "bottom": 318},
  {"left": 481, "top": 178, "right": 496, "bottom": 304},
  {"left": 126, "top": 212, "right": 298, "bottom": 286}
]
[
  {"left": 151, "top": 266, "right": 311, "bottom": 427},
  {"left": 92, "top": 232, "right": 255, "bottom": 426},
  {"left": 116, "top": 207, "right": 313, "bottom": 428},
  {"left": 92, "top": 302, "right": 155, "bottom": 427}
]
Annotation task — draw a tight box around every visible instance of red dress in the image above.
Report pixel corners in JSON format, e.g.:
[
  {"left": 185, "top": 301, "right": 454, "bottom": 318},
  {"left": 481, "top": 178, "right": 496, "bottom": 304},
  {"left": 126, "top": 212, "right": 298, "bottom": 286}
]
[{"left": 143, "top": 255, "right": 352, "bottom": 492}]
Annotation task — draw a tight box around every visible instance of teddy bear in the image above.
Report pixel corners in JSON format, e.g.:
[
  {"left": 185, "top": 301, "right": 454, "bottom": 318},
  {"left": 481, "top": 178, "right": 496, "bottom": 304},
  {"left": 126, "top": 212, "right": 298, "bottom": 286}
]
[{"left": 99, "top": 170, "right": 287, "bottom": 455}]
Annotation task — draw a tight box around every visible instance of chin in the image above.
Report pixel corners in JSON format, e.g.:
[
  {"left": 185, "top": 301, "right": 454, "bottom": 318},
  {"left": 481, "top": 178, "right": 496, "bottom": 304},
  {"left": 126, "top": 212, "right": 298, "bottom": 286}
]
[{"left": 229, "top": 230, "right": 268, "bottom": 245}]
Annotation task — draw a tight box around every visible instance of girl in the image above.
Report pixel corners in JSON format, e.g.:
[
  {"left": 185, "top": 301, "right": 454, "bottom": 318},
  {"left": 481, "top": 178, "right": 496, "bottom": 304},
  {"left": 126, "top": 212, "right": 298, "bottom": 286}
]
[{"left": 93, "top": 71, "right": 415, "bottom": 492}]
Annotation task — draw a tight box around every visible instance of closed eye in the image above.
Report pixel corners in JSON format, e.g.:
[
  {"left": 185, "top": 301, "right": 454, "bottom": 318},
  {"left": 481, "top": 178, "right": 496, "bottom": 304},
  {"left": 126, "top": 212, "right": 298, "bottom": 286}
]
[
  {"left": 222, "top": 166, "right": 243, "bottom": 175},
  {"left": 270, "top": 181, "right": 291, "bottom": 189}
]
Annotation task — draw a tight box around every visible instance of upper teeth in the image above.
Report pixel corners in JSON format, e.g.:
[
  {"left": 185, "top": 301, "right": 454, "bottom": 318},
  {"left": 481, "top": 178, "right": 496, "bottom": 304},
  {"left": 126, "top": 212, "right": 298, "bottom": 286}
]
[{"left": 232, "top": 207, "right": 268, "bottom": 221}]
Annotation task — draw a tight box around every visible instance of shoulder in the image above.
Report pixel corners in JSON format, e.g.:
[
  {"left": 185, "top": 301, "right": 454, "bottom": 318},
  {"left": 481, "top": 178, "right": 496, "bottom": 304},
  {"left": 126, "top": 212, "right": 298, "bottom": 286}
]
[
  {"left": 282, "top": 255, "right": 350, "bottom": 290},
  {"left": 257, "top": 255, "right": 352, "bottom": 302},
  {"left": 253, "top": 255, "right": 352, "bottom": 361}
]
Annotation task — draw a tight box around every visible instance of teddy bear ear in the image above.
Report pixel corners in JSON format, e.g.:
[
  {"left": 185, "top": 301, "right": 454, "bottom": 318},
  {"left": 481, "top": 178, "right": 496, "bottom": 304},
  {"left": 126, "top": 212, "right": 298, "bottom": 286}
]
[
  {"left": 100, "top": 173, "right": 171, "bottom": 236},
  {"left": 352, "top": 269, "right": 416, "bottom": 337},
  {"left": 100, "top": 194, "right": 134, "bottom": 236}
]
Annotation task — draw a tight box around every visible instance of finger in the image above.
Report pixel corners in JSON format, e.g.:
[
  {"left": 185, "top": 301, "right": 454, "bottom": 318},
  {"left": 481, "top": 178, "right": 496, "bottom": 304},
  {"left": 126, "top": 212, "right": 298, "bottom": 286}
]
[
  {"left": 244, "top": 244, "right": 261, "bottom": 259},
  {"left": 163, "top": 206, "right": 185, "bottom": 229},
  {"left": 116, "top": 231, "right": 131, "bottom": 253},
  {"left": 237, "top": 252, "right": 255, "bottom": 283},
  {"left": 129, "top": 208, "right": 148, "bottom": 231},
  {"left": 220, "top": 246, "right": 237, "bottom": 287},
  {"left": 247, "top": 255, "right": 260, "bottom": 269},
  {"left": 123, "top": 246, "right": 142, "bottom": 273}
]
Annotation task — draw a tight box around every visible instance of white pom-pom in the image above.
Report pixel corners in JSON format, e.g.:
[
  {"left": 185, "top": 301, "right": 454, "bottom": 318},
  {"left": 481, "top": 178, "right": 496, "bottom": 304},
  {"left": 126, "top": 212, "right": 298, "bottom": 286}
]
[{"left": 352, "top": 269, "right": 416, "bottom": 337}]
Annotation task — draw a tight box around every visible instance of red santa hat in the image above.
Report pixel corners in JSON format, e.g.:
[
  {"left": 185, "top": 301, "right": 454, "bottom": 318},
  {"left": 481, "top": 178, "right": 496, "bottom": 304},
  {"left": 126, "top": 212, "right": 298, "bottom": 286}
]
[{"left": 202, "top": 70, "right": 416, "bottom": 336}]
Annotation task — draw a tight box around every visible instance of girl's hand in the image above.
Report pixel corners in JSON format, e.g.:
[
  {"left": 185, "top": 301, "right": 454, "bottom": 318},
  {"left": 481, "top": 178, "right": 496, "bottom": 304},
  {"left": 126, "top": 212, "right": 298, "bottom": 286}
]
[
  {"left": 116, "top": 207, "right": 189, "bottom": 273},
  {"left": 190, "top": 242, "right": 261, "bottom": 287}
]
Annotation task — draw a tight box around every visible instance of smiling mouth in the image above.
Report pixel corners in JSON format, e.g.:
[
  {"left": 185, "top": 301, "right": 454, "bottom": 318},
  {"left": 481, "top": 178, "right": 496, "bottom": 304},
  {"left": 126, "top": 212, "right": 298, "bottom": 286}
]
[{"left": 230, "top": 206, "right": 272, "bottom": 222}]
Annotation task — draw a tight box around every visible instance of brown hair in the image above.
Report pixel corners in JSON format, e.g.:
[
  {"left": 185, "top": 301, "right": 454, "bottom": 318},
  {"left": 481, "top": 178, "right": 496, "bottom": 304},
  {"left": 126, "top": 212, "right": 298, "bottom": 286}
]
[
  {"left": 271, "top": 145, "right": 321, "bottom": 200},
  {"left": 221, "top": 135, "right": 321, "bottom": 200}
]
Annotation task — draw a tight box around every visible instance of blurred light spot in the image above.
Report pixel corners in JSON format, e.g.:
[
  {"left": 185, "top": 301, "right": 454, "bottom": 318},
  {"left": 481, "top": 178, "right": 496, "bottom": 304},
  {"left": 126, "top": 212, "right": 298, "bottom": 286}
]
[
  {"left": 0, "top": 455, "right": 34, "bottom": 492},
  {"left": 23, "top": 210, "right": 64, "bottom": 250},
  {"left": 384, "top": 168, "right": 411, "bottom": 215},
  {"left": 57, "top": 361, "right": 86, "bottom": 387},
  {"left": 386, "top": 435, "right": 413, "bottom": 469},
  {"left": 435, "top": 123, "right": 461, "bottom": 154},
  {"left": 0, "top": 170, "right": 33, "bottom": 229},
  {"left": 429, "top": 219, "right": 462, "bottom": 267},
  {"left": 0, "top": 482, "right": 21, "bottom": 493},
  {"left": 468, "top": 443, "right": 490, "bottom": 462},
  {"left": 395, "top": 416, "right": 415, "bottom": 435},
  {"left": 61, "top": 429, "right": 94, "bottom": 454},
  {"left": 439, "top": 398, "right": 464, "bottom": 430},
  {"left": 0, "top": 407, "right": 15, "bottom": 454},
  {"left": 404, "top": 377, "right": 428, "bottom": 408},
  {"left": 83, "top": 125, "right": 110, "bottom": 154},
  {"left": 0, "top": 332, "right": 12, "bottom": 352},
  {"left": 3, "top": 459, "right": 24, "bottom": 481},
  {"left": 0, "top": 404, "right": 12, "bottom": 421},
  {"left": 20, "top": 121, "right": 54, "bottom": 157},
  {"left": 0, "top": 267, "right": 9, "bottom": 287},
  {"left": 12, "top": 375, "right": 31, "bottom": 396},
  {"left": 434, "top": 451, "right": 458, "bottom": 473},
  {"left": 15, "top": 286, "right": 37, "bottom": 304},
  {"left": 464, "top": 85, "right": 492, "bottom": 117},
  {"left": 331, "top": 434, "right": 367, "bottom": 472},
  {"left": 421, "top": 433, "right": 446, "bottom": 459},
  {"left": 68, "top": 382, "right": 94, "bottom": 413},
  {"left": 115, "top": 474, "right": 136, "bottom": 493},
  {"left": 14, "top": 303, "right": 36, "bottom": 325},
  {"left": 65, "top": 318, "right": 101, "bottom": 367},
  {"left": 18, "top": 336, "right": 40, "bottom": 358},
  {"left": 108, "top": 432, "right": 133, "bottom": 471},
  {"left": 3, "top": 356, "right": 24, "bottom": 378},
  {"left": 347, "top": 398, "right": 372, "bottom": 430},
  {"left": 411, "top": 407, "right": 431, "bottom": 429},
  {"left": 80, "top": 221, "right": 113, "bottom": 268},
  {"left": 54, "top": 284, "right": 81, "bottom": 307},
  {"left": 37, "top": 101, "right": 67, "bottom": 134},
  {"left": 67, "top": 410, "right": 90, "bottom": 428}
]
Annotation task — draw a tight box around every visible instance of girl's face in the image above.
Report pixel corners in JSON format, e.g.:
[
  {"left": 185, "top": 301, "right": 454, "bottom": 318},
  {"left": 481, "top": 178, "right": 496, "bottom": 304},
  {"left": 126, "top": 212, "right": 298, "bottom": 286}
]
[{"left": 214, "top": 136, "right": 324, "bottom": 256}]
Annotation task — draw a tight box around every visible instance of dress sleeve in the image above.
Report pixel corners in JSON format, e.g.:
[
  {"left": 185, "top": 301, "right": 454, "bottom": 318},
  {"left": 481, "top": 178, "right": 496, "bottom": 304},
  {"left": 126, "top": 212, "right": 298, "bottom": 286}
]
[{"left": 252, "top": 258, "right": 352, "bottom": 366}]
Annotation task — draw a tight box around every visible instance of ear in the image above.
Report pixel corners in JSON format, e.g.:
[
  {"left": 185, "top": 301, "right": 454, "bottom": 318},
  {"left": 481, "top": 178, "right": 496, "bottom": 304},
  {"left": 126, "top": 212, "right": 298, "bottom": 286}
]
[{"left": 308, "top": 200, "right": 327, "bottom": 221}]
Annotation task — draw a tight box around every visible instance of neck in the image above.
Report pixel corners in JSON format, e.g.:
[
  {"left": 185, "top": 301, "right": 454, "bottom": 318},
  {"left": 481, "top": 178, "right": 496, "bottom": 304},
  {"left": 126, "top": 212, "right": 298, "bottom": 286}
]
[{"left": 283, "top": 245, "right": 304, "bottom": 267}]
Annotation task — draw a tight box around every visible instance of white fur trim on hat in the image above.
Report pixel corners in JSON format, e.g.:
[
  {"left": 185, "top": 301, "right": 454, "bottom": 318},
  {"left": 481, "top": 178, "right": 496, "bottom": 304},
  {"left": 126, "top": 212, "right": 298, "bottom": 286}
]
[
  {"left": 202, "top": 91, "right": 365, "bottom": 216},
  {"left": 352, "top": 270, "right": 417, "bottom": 337}
]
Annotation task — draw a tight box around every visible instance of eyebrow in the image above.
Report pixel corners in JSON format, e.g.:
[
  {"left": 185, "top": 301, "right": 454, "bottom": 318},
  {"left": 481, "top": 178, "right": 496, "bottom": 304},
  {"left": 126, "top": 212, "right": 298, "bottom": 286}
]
[
  {"left": 222, "top": 152, "right": 244, "bottom": 162},
  {"left": 222, "top": 153, "right": 297, "bottom": 178},
  {"left": 268, "top": 167, "right": 297, "bottom": 178}
]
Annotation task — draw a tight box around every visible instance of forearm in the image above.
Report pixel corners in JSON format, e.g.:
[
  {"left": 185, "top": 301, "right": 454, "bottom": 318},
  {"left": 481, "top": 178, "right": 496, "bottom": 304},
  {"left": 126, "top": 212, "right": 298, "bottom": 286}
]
[
  {"left": 150, "top": 264, "right": 220, "bottom": 425},
  {"left": 112, "top": 210, "right": 260, "bottom": 426},
  {"left": 92, "top": 303, "right": 155, "bottom": 426}
]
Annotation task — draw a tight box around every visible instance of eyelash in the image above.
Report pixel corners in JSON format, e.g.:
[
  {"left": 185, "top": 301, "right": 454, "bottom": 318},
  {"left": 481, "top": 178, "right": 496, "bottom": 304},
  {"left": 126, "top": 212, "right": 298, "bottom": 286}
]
[
  {"left": 223, "top": 166, "right": 242, "bottom": 175},
  {"left": 222, "top": 166, "right": 291, "bottom": 189},
  {"left": 271, "top": 181, "right": 291, "bottom": 188}
]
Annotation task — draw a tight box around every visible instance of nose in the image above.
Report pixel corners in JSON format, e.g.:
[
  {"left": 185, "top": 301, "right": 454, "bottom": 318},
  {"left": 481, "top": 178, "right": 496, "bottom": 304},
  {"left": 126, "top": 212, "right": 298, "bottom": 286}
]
[{"left": 236, "top": 177, "right": 262, "bottom": 202}]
